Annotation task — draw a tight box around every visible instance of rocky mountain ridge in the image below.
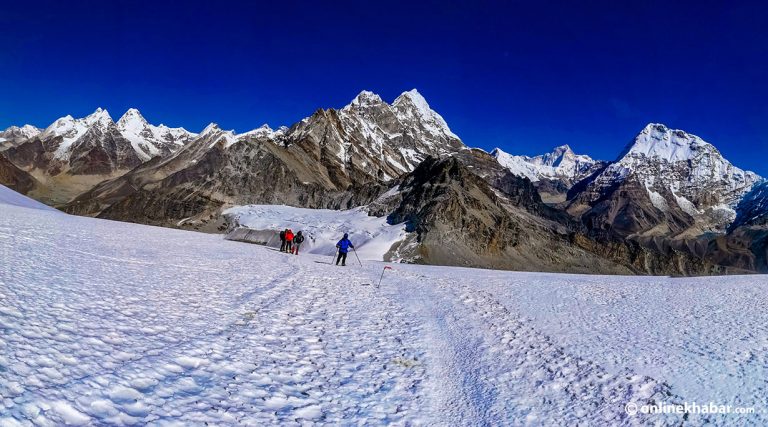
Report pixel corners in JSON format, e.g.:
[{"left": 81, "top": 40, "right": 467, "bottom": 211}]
[{"left": 1, "top": 92, "right": 766, "bottom": 274}]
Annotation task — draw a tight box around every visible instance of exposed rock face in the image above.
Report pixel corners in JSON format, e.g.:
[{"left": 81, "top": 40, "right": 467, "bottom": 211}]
[
  {"left": 384, "top": 157, "right": 636, "bottom": 274},
  {"left": 63, "top": 91, "right": 466, "bottom": 230},
  {"left": 732, "top": 181, "right": 768, "bottom": 229},
  {"left": 2, "top": 108, "right": 196, "bottom": 203},
  {"left": 0, "top": 155, "right": 38, "bottom": 194},
  {"left": 389, "top": 156, "right": 522, "bottom": 255},
  {"left": 291, "top": 89, "right": 464, "bottom": 181}
]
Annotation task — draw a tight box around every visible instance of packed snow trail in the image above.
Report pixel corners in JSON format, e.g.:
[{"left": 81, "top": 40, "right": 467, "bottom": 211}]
[{"left": 0, "top": 200, "right": 765, "bottom": 425}]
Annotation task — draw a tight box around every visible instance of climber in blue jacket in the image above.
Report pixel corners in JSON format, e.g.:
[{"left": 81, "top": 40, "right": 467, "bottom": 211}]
[{"left": 335, "top": 233, "right": 354, "bottom": 266}]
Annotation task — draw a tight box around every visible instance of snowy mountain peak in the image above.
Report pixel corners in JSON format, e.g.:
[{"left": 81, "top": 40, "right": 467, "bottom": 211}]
[
  {"left": 345, "top": 90, "right": 386, "bottom": 109},
  {"left": 392, "top": 88, "right": 427, "bottom": 108},
  {"left": 550, "top": 144, "right": 573, "bottom": 156},
  {"left": 42, "top": 115, "right": 81, "bottom": 139},
  {"left": 117, "top": 108, "right": 149, "bottom": 127},
  {"left": 84, "top": 108, "right": 113, "bottom": 126},
  {"left": 1, "top": 124, "right": 41, "bottom": 139},
  {"left": 580, "top": 124, "right": 763, "bottom": 229},
  {"left": 391, "top": 89, "right": 459, "bottom": 140},
  {"left": 239, "top": 124, "right": 276, "bottom": 139},
  {"left": 200, "top": 123, "right": 222, "bottom": 136},
  {"left": 619, "top": 123, "right": 711, "bottom": 163},
  {"left": 494, "top": 145, "right": 599, "bottom": 183}
]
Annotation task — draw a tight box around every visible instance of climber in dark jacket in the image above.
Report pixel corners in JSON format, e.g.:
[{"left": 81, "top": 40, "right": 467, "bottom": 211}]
[
  {"left": 279, "top": 229, "right": 287, "bottom": 252},
  {"left": 292, "top": 231, "right": 305, "bottom": 255},
  {"left": 335, "top": 233, "right": 354, "bottom": 266}
]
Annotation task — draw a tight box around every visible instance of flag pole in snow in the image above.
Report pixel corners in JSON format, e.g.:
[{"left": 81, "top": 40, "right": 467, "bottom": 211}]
[{"left": 377, "top": 266, "right": 393, "bottom": 288}]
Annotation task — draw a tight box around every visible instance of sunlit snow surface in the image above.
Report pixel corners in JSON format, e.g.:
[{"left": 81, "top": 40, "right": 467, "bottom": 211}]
[
  {"left": 1, "top": 196, "right": 767, "bottom": 425},
  {"left": 223, "top": 204, "right": 407, "bottom": 261}
]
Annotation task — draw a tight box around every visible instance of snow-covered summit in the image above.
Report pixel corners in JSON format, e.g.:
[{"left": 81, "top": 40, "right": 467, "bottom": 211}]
[
  {"left": 343, "top": 90, "right": 387, "bottom": 110},
  {"left": 42, "top": 114, "right": 94, "bottom": 160},
  {"left": 84, "top": 107, "right": 113, "bottom": 126},
  {"left": 0, "top": 124, "right": 41, "bottom": 149},
  {"left": 117, "top": 108, "right": 149, "bottom": 127},
  {"left": 200, "top": 123, "right": 221, "bottom": 135},
  {"left": 575, "top": 123, "right": 763, "bottom": 232},
  {"left": 116, "top": 108, "right": 196, "bottom": 161},
  {"left": 338, "top": 89, "right": 460, "bottom": 144},
  {"left": 239, "top": 124, "right": 287, "bottom": 142},
  {"left": 34, "top": 107, "right": 197, "bottom": 163},
  {"left": 199, "top": 123, "right": 238, "bottom": 148},
  {"left": 493, "top": 145, "right": 599, "bottom": 183},
  {"left": 612, "top": 123, "right": 761, "bottom": 197},
  {"left": 0, "top": 124, "right": 41, "bottom": 140},
  {"left": 392, "top": 89, "right": 460, "bottom": 141},
  {"left": 618, "top": 123, "right": 718, "bottom": 163}
]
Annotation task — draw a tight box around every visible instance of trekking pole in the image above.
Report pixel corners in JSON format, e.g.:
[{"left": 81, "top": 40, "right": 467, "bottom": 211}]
[
  {"left": 331, "top": 248, "right": 338, "bottom": 265},
  {"left": 352, "top": 247, "right": 363, "bottom": 267}
]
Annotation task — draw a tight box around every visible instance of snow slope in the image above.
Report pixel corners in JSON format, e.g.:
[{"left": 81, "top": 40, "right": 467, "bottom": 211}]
[
  {"left": 1, "top": 196, "right": 766, "bottom": 425},
  {"left": 0, "top": 184, "right": 59, "bottom": 211},
  {"left": 223, "top": 204, "right": 408, "bottom": 261}
]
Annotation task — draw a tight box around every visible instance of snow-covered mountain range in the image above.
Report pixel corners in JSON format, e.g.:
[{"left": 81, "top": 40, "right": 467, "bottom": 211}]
[
  {"left": 1, "top": 89, "right": 462, "bottom": 182},
  {"left": 492, "top": 145, "right": 600, "bottom": 183},
  {"left": 1, "top": 91, "right": 767, "bottom": 274},
  {"left": 568, "top": 124, "right": 763, "bottom": 237},
  {"left": 0, "top": 124, "right": 41, "bottom": 149},
  {"left": 4, "top": 108, "right": 198, "bottom": 175},
  {"left": 58, "top": 90, "right": 468, "bottom": 227}
]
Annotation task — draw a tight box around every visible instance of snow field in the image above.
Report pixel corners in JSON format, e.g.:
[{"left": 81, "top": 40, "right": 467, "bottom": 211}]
[
  {"left": 223, "top": 204, "right": 408, "bottom": 261},
  {"left": 1, "top": 198, "right": 766, "bottom": 425}
]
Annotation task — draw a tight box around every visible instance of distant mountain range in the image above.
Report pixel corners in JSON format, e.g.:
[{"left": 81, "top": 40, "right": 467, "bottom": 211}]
[{"left": 1, "top": 90, "right": 766, "bottom": 274}]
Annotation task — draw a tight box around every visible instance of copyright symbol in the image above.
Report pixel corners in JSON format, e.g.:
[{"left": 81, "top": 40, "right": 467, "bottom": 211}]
[{"left": 625, "top": 402, "right": 638, "bottom": 416}]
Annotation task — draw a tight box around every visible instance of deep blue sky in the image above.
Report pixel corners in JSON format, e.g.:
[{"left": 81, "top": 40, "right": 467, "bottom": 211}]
[{"left": 2, "top": 1, "right": 767, "bottom": 174}]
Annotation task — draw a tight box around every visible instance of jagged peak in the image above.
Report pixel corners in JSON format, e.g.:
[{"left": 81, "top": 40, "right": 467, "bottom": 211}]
[
  {"left": 344, "top": 90, "right": 386, "bottom": 110},
  {"left": 239, "top": 124, "right": 275, "bottom": 138},
  {"left": 117, "top": 108, "right": 148, "bottom": 126},
  {"left": 84, "top": 107, "right": 113, "bottom": 125},
  {"left": 491, "top": 147, "right": 519, "bottom": 161},
  {"left": 393, "top": 88, "right": 428, "bottom": 108},
  {"left": 391, "top": 89, "right": 459, "bottom": 140},
  {"left": 2, "top": 124, "right": 41, "bottom": 134},
  {"left": 620, "top": 123, "right": 711, "bottom": 163},
  {"left": 200, "top": 123, "right": 222, "bottom": 135}
]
